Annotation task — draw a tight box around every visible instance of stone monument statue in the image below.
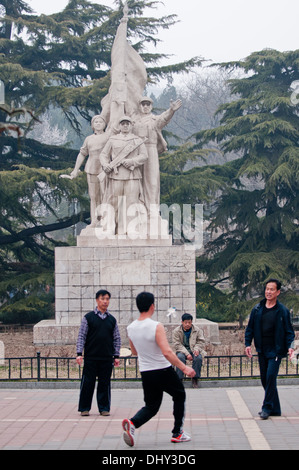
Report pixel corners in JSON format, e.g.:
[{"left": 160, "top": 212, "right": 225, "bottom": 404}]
[
  {"left": 33, "top": 2, "right": 219, "bottom": 349},
  {"left": 132, "top": 97, "right": 182, "bottom": 213},
  {"left": 98, "top": 115, "right": 148, "bottom": 236},
  {"left": 62, "top": 115, "right": 109, "bottom": 227},
  {"left": 63, "top": 2, "right": 181, "bottom": 237}
]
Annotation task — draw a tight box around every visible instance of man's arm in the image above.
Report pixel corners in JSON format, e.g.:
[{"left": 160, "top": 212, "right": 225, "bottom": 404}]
[
  {"left": 76, "top": 317, "right": 88, "bottom": 366},
  {"left": 283, "top": 307, "right": 295, "bottom": 360},
  {"left": 284, "top": 308, "right": 295, "bottom": 349},
  {"left": 128, "top": 339, "right": 138, "bottom": 356},
  {"left": 193, "top": 328, "right": 206, "bottom": 356},
  {"left": 156, "top": 323, "right": 195, "bottom": 377},
  {"left": 244, "top": 307, "right": 256, "bottom": 347},
  {"left": 244, "top": 307, "right": 257, "bottom": 358},
  {"left": 112, "top": 322, "right": 121, "bottom": 366}
]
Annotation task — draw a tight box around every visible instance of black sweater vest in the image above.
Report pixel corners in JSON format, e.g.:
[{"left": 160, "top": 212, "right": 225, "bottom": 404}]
[{"left": 84, "top": 311, "right": 116, "bottom": 360}]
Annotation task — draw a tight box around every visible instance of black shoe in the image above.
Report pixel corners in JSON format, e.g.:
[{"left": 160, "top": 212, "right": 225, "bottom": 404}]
[
  {"left": 260, "top": 410, "right": 270, "bottom": 420},
  {"left": 192, "top": 378, "right": 198, "bottom": 388},
  {"left": 259, "top": 410, "right": 280, "bottom": 417}
]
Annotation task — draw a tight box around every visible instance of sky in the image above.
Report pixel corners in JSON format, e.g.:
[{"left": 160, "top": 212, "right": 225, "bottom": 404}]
[{"left": 26, "top": 0, "right": 299, "bottom": 66}]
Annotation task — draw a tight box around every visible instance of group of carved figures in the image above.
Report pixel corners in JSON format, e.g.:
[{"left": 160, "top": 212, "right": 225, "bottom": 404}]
[{"left": 70, "top": 97, "right": 181, "bottom": 236}]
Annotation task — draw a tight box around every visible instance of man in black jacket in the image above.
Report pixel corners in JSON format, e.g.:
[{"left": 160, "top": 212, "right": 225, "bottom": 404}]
[{"left": 245, "top": 279, "right": 295, "bottom": 419}]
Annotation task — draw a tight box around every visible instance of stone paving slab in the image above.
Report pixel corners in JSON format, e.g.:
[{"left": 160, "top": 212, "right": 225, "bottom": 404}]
[{"left": 0, "top": 385, "right": 299, "bottom": 452}]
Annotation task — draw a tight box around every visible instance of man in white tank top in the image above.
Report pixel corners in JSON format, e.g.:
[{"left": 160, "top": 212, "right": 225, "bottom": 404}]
[{"left": 122, "top": 292, "right": 195, "bottom": 447}]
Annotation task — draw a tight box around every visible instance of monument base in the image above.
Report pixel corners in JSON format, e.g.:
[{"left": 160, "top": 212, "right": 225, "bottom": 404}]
[
  {"left": 33, "top": 234, "right": 220, "bottom": 347},
  {"left": 33, "top": 319, "right": 220, "bottom": 347},
  {"left": 76, "top": 222, "right": 172, "bottom": 247}
]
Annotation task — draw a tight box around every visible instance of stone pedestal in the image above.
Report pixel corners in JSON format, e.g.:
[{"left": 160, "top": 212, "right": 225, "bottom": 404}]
[{"left": 33, "top": 232, "right": 201, "bottom": 347}]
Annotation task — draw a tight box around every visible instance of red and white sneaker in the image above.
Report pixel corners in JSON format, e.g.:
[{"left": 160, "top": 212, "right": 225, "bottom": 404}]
[
  {"left": 171, "top": 431, "right": 191, "bottom": 443},
  {"left": 122, "top": 419, "right": 135, "bottom": 447}
]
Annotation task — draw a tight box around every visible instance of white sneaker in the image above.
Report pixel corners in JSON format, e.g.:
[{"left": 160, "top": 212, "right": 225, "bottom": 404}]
[
  {"left": 171, "top": 431, "right": 191, "bottom": 443},
  {"left": 122, "top": 419, "right": 135, "bottom": 447}
]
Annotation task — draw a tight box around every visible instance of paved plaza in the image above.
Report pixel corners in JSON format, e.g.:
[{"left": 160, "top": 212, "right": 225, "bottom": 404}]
[{"left": 0, "top": 383, "right": 299, "bottom": 452}]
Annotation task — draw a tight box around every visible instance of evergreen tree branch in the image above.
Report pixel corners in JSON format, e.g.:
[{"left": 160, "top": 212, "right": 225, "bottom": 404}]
[{"left": 0, "top": 211, "right": 90, "bottom": 245}]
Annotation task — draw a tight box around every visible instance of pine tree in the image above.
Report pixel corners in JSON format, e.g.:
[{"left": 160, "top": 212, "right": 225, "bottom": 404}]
[{"left": 195, "top": 49, "right": 299, "bottom": 306}]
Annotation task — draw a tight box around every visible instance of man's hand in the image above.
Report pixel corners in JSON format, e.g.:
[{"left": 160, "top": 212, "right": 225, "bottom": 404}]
[
  {"left": 245, "top": 346, "right": 252, "bottom": 358},
  {"left": 288, "top": 348, "right": 295, "bottom": 360},
  {"left": 186, "top": 354, "right": 193, "bottom": 361},
  {"left": 76, "top": 356, "right": 83, "bottom": 366},
  {"left": 184, "top": 365, "right": 196, "bottom": 378},
  {"left": 114, "top": 358, "right": 120, "bottom": 367}
]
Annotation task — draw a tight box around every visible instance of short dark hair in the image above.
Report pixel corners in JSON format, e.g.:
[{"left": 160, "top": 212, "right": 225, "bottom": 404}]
[
  {"left": 265, "top": 279, "right": 281, "bottom": 291},
  {"left": 181, "top": 313, "right": 193, "bottom": 322},
  {"left": 136, "top": 291, "right": 154, "bottom": 312},
  {"left": 96, "top": 289, "right": 111, "bottom": 299}
]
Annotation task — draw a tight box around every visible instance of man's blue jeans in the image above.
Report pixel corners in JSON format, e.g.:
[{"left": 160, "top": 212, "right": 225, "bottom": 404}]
[
  {"left": 258, "top": 350, "right": 281, "bottom": 415},
  {"left": 175, "top": 352, "right": 202, "bottom": 380}
]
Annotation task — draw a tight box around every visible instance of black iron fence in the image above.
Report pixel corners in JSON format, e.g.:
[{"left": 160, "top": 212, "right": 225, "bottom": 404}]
[{"left": 0, "top": 353, "right": 298, "bottom": 382}]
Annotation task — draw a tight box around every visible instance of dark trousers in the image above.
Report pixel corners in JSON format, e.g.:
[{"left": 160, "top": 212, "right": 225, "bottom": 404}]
[
  {"left": 130, "top": 366, "right": 186, "bottom": 435},
  {"left": 78, "top": 359, "right": 113, "bottom": 413},
  {"left": 175, "top": 352, "right": 202, "bottom": 380},
  {"left": 258, "top": 351, "right": 282, "bottom": 415}
]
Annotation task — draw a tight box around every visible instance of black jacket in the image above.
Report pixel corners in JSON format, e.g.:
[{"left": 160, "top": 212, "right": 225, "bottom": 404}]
[{"left": 245, "top": 299, "right": 295, "bottom": 357}]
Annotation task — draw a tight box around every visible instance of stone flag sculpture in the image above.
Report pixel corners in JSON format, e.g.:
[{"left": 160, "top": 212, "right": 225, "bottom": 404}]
[{"left": 100, "top": 2, "right": 148, "bottom": 131}]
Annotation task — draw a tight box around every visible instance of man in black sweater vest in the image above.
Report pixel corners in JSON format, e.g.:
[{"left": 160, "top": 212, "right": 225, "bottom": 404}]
[
  {"left": 76, "top": 289, "right": 121, "bottom": 416},
  {"left": 245, "top": 279, "right": 295, "bottom": 419}
]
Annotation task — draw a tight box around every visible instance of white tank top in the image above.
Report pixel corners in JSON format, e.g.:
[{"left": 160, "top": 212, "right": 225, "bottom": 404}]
[{"left": 127, "top": 318, "right": 171, "bottom": 372}]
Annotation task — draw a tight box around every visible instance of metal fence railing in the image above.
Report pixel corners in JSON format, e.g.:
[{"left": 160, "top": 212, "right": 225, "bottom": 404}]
[{"left": 0, "top": 352, "right": 298, "bottom": 382}]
